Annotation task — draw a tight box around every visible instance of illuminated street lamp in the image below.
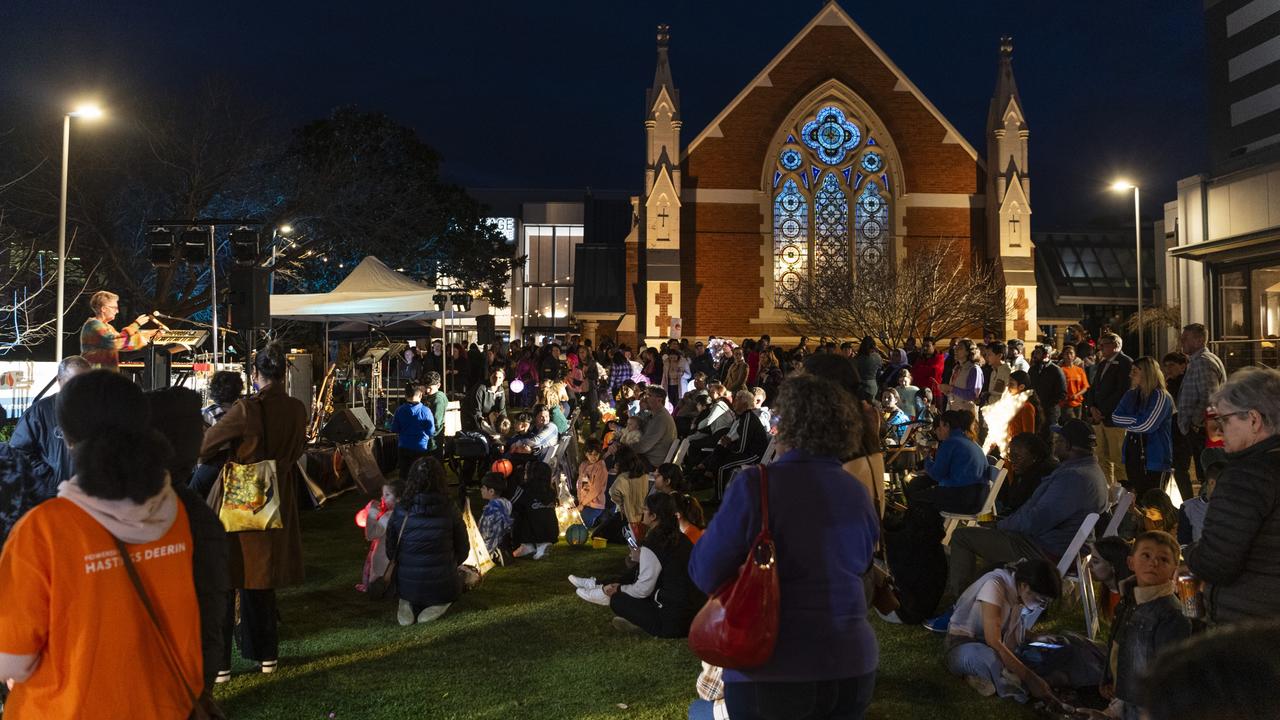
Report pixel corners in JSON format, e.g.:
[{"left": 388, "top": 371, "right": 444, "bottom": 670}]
[
  {"left": 55, "top": 104, "right": 105, "bottom": 361},
  {"left": 1111, "top": 179, "right": 1143, "bottom": 357}
]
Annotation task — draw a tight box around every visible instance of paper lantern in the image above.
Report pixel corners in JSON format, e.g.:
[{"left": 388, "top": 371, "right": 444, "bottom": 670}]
[
  {"left": 354, "top": 504, "right": 370, "bottom": 529},
  {"left": 509, "top": 379, "right": 524, "bottom": 394},
  {"left": 565, "top": 524, "right": 590, "bottom": 546},
  {"left": 491, "top": 458, "right": 513, "bottom": 477}
]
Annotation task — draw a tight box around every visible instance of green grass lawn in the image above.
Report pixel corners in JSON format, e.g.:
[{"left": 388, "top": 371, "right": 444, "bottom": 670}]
[{"left": 214, "top": 491, "right": 1055, "bottom": 719}]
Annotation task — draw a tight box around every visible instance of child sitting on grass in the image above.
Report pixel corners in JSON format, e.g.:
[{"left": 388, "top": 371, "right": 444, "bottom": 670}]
[
  {"left": 1091, "top": 531, "right": 1192, "bottom": 720},
  {"left": 576, "top": 439, "right": 607, "bottom": 527},
  {"left": 511, "top": 461, "right": 558, "bottom": 560},
  {"left": 478, "top": 472, "right": 513, "bottom": 561}
]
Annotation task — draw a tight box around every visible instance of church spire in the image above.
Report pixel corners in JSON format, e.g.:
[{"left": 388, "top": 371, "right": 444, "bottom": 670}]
[
  {"left": 647, "top": 24, "right": 680, "bottom": 121},
  {"left": 988, "top": 36, "right": 1025, "bottom": 133}
]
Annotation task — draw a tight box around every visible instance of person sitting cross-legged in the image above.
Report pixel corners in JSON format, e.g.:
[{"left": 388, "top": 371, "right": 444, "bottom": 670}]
[
  {"left": 584, "top": 493, "right": 706, "bottom": 638},
  {"left": 937, "top": 419, "right": 1109, "bottom": 614}
]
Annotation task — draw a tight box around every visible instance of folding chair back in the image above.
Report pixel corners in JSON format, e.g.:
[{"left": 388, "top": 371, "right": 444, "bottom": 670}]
[
  {"left": 940, "top": 465, "right": 1007, "bottom": 545},
  {"left": 760, "top": 436, "right": 778, "bottom": 464},
  {"left": 672, "top": 437, "right": 692, "bottom": 465},
  {"left": 1056, "top": 512, "right": 1101, "bottom": 577},
  {"left": 1103, "top": 491, "right": 1135, "bottom": 538},
  {"left": 662, "top": 437, "right": 681, "bottom": 465},
  {"left": 1162, "top": 471, "right": 1184, "bottom": 508}
]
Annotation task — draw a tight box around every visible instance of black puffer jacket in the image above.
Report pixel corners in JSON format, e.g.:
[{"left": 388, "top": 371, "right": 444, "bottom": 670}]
[
  {"left": 1187, "top": 434, "right": 1280, "bottom": 623},
  {"left": 386, "top": 492, "right": 469, "bottom": 607}
]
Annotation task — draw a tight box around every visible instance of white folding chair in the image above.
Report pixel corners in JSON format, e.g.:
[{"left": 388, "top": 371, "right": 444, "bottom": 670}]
[
  {"left": 940, "top": 466, "right": 1008, "bottom": 546},
  {"left": 662, "top": 437, "right": 682, "bottom": 465},
  {"left": 1162, "top": 471, "right": 1184, "bottom": 508},
  {"left": 1103, "top": 491, "right": 1135, "bottom": 538},
  {"left": 760, "top": 436, "right": 778, "bottom": 465},
  {"left": 671, "top": 437, "right": 692, "bottom": 465},
  {"left": 1028, "top": 512, "right": 1102, "bottom": 639}
]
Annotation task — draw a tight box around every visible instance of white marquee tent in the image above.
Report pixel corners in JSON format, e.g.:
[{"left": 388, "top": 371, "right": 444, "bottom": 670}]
[{"left": 270, "top": 256, "right": 490, "bottom": 324}]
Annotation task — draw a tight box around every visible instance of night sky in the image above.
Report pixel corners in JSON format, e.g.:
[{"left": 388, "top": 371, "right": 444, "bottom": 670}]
[{"left": 0, "top": 0, "right": 1205, "bottom": 230}]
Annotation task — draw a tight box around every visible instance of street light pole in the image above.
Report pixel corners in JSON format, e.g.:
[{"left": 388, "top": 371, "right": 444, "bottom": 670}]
[
  {"left": 55, "top": 114, "right": 70, "bottom": 362},
  {"left": 1132, "top": 186, "right": 1143, "bottom": 358},
  {"left": 55, "top": 104, "right": 103, "bottom": 362}
]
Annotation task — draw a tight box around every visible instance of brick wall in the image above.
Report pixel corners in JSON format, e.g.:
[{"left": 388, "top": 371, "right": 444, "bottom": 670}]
[{"left": 677, "top": 22, "right": 983, "bottom": 338}]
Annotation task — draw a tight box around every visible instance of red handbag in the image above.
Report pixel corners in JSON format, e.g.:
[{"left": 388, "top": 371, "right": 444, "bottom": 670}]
[{"left": 687, "top": 464, "right": 780, "bottom": 669}]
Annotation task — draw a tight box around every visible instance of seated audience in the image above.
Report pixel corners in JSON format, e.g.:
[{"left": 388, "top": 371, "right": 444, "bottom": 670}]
[
  {"left": 386, "top": 457, "right": 470, "bottom": 626},
  {"left": 697, "top": 389, "right": 771, "bottom": 499},
  {"left": 943, "top": 419, "right": 1108, "bottom": 601},
  {"left": 674, "top": 493, "right": 706, "bottom": 544},
  {"left": 653, "top": 462, "right": 687, "bottom": 494},
  {"left": 510, "top": 404, "right": 559, "bottom": 464},
  {"left": 585, "top": 493, "right": 706, "bottom": 637},
  {"left": 626, "top": 387, "right": 677, "bottom": 470},
  {"left": 575, "top": 440, "right": 607, "bottom": 527},
  {"left": 674, "top": 372, "right": 710, "bottom": 436},
  {"left": 910, "top": 409, "right": 990, "bottom": 515},
  {"left": 941, "top": 557, "right": 1062, "bottom": 703},
  {"left": 997, "top": 433, "right": 1056, "bottom": 514},
  {"left": 478, "top": 473, "right": 513, "bottom": 560},
  {"left": 511, "top": 461, "right": 558, "bottom": 560},
  {"left": 881, "top": 389, "right": 912, "bottom": 443}
]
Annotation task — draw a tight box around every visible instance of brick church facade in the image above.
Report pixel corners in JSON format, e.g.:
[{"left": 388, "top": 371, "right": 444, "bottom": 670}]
[{"left": 605, "top": 2, "right": 1035, "bottom": 347}]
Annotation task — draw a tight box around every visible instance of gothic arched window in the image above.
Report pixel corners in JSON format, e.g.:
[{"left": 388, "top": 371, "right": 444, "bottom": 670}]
[{"left": 771, "top": 104, "right": 892, "bottom": 308}]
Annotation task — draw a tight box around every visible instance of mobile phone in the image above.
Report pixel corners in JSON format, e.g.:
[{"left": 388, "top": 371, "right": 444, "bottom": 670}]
[{"left": 1028, "top": 641, "right": 1064, "bottom": 650}]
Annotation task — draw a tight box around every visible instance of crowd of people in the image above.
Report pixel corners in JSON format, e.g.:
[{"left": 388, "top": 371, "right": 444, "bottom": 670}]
[{"left": 2, "top": 315, "right": 1279, "bottom": 719}]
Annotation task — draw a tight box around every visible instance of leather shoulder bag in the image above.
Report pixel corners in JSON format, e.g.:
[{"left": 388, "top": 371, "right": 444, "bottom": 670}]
[{"left": 687, "top": 464, "right": 780, "bottom": 669}]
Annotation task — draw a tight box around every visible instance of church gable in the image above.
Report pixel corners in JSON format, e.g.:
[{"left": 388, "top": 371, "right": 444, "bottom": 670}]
[{"left": 684, "top": 3, "right": 980, "bottom": 196}]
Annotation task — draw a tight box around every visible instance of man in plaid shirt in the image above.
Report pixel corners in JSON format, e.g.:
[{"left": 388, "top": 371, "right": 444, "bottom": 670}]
[{"left": 1176, "top": 323, "right": 1226, "bottom": 477}]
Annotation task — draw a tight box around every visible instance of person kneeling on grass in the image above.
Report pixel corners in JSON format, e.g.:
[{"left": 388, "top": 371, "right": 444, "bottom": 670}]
[
  {"left": 1084, "top": 530, "right": 1191, "bottom": 720},
  {"left": 576, "top": 493, "right": 706, "bottom": 637},
  {"left": 942, "top": 556, "right": 1063, "bottom": 704},
  {"left": 511, "top": 461, "right": 558, "bottom": 560},
  {"left": 478, "top": 473, "right": 513, "bottom": 562},
  {"left": 386, "top": 457, "right": 470, "bottom": 626}
]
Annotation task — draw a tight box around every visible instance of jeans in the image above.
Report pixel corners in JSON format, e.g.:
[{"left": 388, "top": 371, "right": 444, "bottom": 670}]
[
  {"left": 688, "top": 699, "right": 717, "bottom": 720},
  {"left": 946, "top": 526, "right": 1045, "bottom": 598},
  {"left": 724, "top": 672, "right": 876, "bottom": 720},
  {"left": 580, "top": 506, "right": 604, "bottom": 528},
  {"left": 944, "top": 640, "right": 1027, "bottom": 701}
]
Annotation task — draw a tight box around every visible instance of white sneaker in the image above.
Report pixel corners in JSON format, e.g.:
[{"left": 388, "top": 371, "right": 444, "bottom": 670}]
[
  {"left": 568, "top": 574, "right": 598, "bottom": 590},
  {"left": 214, "top": 669, "right": 232, "bottom": 684},
  {"left": 397, "top": 599, "right": 415, "bottom": 626},
  {"left": 416, "top": 603, "right": 452, "bottom": 624},
  {"left": 533, "top": 543, "right": 551, "bottom": 560},
  {"left": 576, "top": 586, "right": 610, "bottom": 606},
  {"left": 259, "top": 660, "right": 278, "bottom": 674},
  {"left": 512, "top": 543, "right": 536, "bottom": 558}
]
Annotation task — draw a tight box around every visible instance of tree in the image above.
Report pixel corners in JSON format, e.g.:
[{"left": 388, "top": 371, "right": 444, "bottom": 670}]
[
  {"left": 783, "top": 245, "right": 1010, "bottom": 348},
  {"left": 266, "top": 108, "right": 515, "bottom": 304}
]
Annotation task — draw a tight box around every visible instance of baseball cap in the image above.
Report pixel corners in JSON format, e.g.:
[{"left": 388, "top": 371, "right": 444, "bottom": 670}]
[{"left": 1051, "top": 419, "right": 1097, "bottom": 449}]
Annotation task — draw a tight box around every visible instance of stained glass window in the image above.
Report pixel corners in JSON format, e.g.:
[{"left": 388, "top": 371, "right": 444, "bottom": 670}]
[
  {"left": 813, "top": 173, "right": 851, "bottom": 282},
  {"left": 772, "top": 104, "right": 890, "bottom": 306},
  {"left": 801, "top": 107, "right": 861, "bottom": 165},
  {"left": 854, "top": 180, "right": 889, "bottom": 268},
  {"left": 773, "top": 179, "right": 808, "bottom": 306}
]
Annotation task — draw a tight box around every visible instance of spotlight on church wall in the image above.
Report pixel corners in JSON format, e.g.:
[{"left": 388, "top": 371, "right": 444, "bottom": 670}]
[
  {"left": 450, "top": 293, "right": 472, "bottom": 312},
  {"left": 181, "top": 228, "right": 209, "bottom": 263},
  {"left": 230, "top": 227, "right": 259, "bottom": 266},
  {"left": 432, "top": 292, "right": 448, "bottom": 312},
  {"left": 148, "top": 228, "right": 176, "bottom": 267}
]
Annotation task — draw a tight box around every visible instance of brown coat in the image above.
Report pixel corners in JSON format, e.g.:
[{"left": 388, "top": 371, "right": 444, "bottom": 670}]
[{"left": 199, "top": 382, "right": 309, "bottom": 590}]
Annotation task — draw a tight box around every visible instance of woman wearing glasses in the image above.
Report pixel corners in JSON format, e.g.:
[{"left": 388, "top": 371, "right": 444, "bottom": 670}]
[
  {"left": 1186, "top": 367, "right": 1280, "bottom": 625},
  {"left": 79, "top": 290, "right": 153, "bottom": 370}
]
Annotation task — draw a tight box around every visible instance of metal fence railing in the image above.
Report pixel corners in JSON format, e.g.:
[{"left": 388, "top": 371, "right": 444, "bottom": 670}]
[{"left": 1209, "top": 339, "right": 1279, "bottom": 375}]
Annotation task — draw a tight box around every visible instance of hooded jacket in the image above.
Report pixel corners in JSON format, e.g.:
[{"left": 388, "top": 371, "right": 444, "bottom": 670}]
[{"left": 385, "top": 492, "right": 469, "bottom": 607}]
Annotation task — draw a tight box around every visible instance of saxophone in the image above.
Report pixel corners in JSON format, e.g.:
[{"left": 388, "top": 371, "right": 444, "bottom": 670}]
[{"left": 308, "top": 363, "right": 337, "bottom": 442}]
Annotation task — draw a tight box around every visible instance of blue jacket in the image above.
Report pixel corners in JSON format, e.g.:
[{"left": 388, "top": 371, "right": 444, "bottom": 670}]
[
  {"left": 926, "top": 434, "right": 989, "bottom": 488},
  {"left": 689, "top": 449, "right": 879, "bottom": 683},
  {"left": 998, "top": 454, "right": 1108, "bottom": 558},
  {"left": 391, "top": 401, "right": 436, "bottom": 451},
  {"left": 1111, "top": 388, "right": 1174, "bottom": 472}
]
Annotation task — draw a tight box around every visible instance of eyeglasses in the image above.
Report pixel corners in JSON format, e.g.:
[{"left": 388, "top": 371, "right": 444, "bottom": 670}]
[{"left": 1211, "top": 410, "right": 1252, "bottom": 430}]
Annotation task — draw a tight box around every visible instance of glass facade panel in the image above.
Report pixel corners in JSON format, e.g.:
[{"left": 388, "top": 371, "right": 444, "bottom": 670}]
[
  {"left": 1220, "top": 271, "right": 1248, "bottom": 338},
  {"left": 521, "top": 224, "right": 583, "bottom": 330}
]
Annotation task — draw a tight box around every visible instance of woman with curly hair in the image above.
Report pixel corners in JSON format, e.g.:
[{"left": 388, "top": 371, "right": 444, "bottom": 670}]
[{"left": 690, "top": 373, "right": 879, "bottom": 719}]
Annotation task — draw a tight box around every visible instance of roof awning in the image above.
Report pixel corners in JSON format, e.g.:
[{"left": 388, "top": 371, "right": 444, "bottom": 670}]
[{"left": 1168, "top": 230, "right": 1280, "bottom": 264}]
